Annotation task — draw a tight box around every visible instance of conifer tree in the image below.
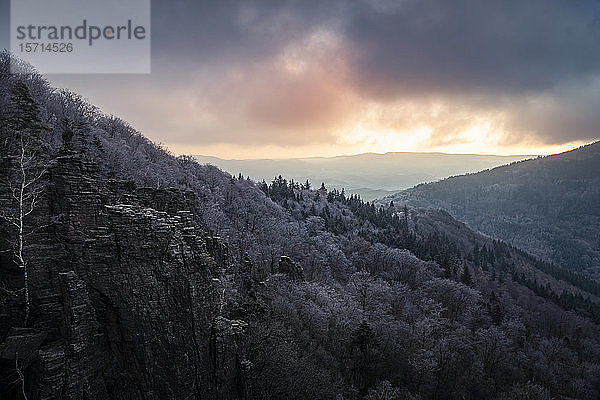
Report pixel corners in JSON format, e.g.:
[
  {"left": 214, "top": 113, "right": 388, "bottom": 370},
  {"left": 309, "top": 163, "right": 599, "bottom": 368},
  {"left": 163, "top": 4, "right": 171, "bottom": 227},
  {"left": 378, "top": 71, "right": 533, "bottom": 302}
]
[{"left": 461, "top": 265, "right": 473, "bottom": 286}]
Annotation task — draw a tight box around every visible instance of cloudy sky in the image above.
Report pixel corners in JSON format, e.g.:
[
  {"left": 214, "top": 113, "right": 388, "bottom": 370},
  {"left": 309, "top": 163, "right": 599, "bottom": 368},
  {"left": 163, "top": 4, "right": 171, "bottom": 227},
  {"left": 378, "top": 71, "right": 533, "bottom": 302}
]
[{"left": 2, "top": 0, "right": 600, "bottom": 158}]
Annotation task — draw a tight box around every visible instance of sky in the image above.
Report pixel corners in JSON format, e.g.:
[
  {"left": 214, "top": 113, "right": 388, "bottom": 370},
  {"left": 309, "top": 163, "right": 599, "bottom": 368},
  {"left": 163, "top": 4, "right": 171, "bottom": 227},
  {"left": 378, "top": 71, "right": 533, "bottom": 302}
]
[{"left": 2, "top": 0, "right": 600, "bottom": 158}]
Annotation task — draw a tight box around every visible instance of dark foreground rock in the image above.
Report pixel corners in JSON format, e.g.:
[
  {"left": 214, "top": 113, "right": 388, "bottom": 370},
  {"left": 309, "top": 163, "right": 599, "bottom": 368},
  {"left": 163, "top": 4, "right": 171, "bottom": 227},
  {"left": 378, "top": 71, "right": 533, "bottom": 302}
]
[{"left": 0, "top": 153, "right": 246, "bottom": 399}]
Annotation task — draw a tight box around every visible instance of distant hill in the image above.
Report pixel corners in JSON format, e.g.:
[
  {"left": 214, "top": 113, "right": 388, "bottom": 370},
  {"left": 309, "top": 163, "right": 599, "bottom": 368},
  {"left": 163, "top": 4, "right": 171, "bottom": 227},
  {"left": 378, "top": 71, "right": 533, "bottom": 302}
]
[
  {"left": 387, "top": 142, "right": 600, "bottom": 277},
  {"left": 194, "top": 152, "right": 533, "bottom": 201}
]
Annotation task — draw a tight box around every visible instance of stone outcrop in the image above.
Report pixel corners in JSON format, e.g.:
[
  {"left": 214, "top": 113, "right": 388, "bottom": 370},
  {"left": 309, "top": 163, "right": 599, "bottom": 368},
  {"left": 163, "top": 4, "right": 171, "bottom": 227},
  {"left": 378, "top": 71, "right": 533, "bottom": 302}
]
[{"left": 0, "top": 152, "right": 245, "bottom": 399}]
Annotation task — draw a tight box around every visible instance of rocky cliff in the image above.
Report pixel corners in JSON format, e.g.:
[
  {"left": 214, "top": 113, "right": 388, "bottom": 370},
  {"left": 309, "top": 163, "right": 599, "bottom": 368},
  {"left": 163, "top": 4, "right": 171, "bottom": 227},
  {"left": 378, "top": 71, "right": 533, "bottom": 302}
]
[{"left": 0, "top": 152, "right": 245, "bottom": 399}]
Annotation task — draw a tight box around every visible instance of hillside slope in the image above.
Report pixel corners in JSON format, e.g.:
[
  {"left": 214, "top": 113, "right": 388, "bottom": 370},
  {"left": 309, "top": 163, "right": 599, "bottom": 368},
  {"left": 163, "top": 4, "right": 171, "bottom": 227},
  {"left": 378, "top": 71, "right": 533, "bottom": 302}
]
[
  {"left": 2, "top": 53, "right": 600, "bottom": 400},
  {"left": 387, "top": 142, "right": 600, "bottom": 277}
]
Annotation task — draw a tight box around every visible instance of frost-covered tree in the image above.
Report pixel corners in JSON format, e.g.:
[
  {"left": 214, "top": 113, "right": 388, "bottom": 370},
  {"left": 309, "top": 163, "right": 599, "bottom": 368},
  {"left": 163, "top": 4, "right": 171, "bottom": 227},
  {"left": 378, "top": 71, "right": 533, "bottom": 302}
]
[{"left": 0, "top": 80, "right": 48, "bottom": 325}]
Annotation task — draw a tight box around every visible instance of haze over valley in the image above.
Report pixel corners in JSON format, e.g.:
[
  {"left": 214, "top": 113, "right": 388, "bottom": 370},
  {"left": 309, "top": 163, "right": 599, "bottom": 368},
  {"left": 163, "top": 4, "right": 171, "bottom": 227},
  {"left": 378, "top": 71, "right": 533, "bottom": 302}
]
[{"left": 195, "top": 152, "right": 533, "bottom": 200}]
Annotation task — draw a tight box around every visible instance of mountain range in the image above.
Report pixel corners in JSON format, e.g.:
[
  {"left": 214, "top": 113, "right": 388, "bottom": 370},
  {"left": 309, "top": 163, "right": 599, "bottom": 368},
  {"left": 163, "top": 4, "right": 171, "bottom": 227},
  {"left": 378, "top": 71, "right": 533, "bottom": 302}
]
[{"left": 194, "top": 152, "right": 533, "bottom": 201}]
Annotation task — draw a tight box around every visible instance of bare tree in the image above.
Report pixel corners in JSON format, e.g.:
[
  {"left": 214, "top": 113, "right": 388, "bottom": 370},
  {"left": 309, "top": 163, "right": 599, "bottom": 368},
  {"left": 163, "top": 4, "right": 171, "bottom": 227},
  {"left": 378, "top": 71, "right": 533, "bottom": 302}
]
[
  {"left": 15, "top": 352, "right": 29, "bottom": 400},
  {"left": 0, "top": 79, "right": 48, "bottom": 326}
]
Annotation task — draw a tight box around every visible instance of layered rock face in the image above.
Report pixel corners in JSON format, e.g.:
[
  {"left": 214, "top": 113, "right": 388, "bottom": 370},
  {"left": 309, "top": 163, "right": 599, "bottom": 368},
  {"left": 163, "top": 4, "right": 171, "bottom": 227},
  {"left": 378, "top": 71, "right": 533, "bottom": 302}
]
[{"left": 0, "top": 153, "right": 243, "bottom": 399}]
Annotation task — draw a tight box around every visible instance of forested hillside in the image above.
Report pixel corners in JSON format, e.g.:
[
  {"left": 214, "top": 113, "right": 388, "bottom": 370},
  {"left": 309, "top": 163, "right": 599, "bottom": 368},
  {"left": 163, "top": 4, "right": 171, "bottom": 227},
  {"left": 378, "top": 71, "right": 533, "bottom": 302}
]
[
  {"left": 387, "top": 143, "right": 600, "bottom": 278},
  {"left": 2, "top": 52, "right": 600, "bottom": 400}
]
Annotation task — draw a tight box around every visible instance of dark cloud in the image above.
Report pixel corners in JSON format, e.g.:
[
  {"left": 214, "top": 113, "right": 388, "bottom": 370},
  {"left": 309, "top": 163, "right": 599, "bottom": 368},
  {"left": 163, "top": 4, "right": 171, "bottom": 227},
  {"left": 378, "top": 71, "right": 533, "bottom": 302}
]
[
  {"left": 344, "top": 0, "right": 600, "bottom": 97},
  {"left": 150, "top": 0, "right": 600, "bottom": 96},
  {"left": 150, "top": 0, "right": 600, "bottom": 146},
  {"left": 150, "top": 0, "right": 343, "bottom": 67},
  {"left": 503, "top": 80, "right": 600, "bottom": 145},
  {"left": 3, "top": 0, "right": 600, "bottom": 150}
]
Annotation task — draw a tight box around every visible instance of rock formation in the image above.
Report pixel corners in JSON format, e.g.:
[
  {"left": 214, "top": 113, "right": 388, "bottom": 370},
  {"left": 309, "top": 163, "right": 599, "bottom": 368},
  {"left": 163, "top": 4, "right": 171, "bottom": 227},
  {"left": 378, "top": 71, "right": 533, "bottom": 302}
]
[{"left": 0, "top": 152, "right": 246, "bottom": 399}]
